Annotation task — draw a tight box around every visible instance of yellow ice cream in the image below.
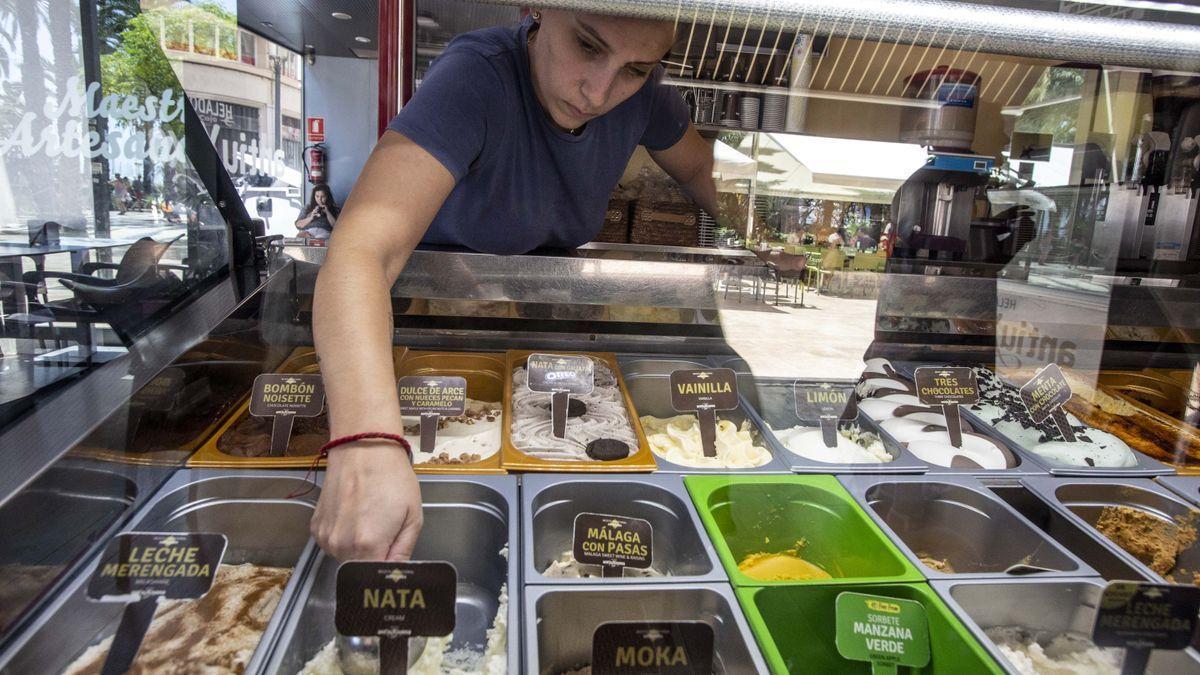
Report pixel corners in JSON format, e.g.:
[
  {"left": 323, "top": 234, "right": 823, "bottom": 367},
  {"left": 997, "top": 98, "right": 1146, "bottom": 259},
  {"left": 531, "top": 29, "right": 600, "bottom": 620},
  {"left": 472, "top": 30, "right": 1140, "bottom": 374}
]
[
  {"left": 640, "top": 414, "right": 772, "bottom": 468},
  {"left": 737, "top": 544, "right": 831, "bottom": 581}
]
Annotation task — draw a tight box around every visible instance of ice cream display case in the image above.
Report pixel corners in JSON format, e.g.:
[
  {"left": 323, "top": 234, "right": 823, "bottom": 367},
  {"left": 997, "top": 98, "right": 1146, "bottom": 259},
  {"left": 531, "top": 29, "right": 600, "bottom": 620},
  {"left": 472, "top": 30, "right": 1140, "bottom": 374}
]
[{"left": 5, "top": 0, "right": 1200, "bottom": 673}]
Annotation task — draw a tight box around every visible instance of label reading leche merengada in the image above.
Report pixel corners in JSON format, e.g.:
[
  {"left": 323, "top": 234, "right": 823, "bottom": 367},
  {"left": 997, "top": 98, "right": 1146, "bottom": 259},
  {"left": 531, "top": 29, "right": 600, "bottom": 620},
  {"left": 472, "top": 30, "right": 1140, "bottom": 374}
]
[
  {"left": 397, "top": 376, "right": 467, "bottom": 416},
  {"left": 592, "top": 621, "right": 714, "bottom": 675},
  {"left": 87, "top": 532, "right": 227, "bottom": 602},
  {"left": 526, "top": 354, "right": 595, "bottom": 395},
  {"left": 572, "top": 513, "right": 653, "bottom": 577},
  {"left": 835, "top": 592, "right": 930, "bottom": 674},
  {"left": 1093, "top": 582, "right": 1200, "bottom": 650}
]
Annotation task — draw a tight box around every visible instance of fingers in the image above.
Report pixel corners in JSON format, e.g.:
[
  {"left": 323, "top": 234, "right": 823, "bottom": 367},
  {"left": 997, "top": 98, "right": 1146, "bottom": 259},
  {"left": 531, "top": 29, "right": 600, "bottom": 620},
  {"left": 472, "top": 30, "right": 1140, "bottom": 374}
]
[{"left": 385, "top": 512, "right": 424, "bottom": 562}]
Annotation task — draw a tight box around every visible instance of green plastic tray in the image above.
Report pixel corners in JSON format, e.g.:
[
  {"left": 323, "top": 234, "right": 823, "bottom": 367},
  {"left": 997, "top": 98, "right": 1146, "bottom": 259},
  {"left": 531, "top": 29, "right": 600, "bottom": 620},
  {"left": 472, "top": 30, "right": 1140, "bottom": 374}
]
[
  {"left": 685, "top": 475, "right": 922, "bottom": 587},
  {"left": 737, "top": 583, "right": 1004, "bottom": 674}
]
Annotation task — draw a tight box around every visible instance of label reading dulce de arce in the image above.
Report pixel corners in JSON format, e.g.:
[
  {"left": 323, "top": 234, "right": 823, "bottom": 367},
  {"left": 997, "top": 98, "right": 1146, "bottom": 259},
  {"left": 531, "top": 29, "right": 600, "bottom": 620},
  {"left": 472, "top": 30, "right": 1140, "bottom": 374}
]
[
  {"left": 398, "top": 376, "right": 467, "bottom": 454},
  {"left": 572, "top": 512, "right": 653, "bottom": 578},
  {"left": 336, "top": 561, "right": 457, "bottom": 675},
  {"left": 794, "top": 382, "right": 858, "bottom": 449},
  {"left": 87, "top": 532, "right": 228, "bottom": 675},
  {"left": 250, "top": 374, "right": 325, "bottom": 456},
  {"left": 592, "top": 621, "right": 714, "bottom": 675},
  {"left": 913, "top": 367, "right": 979, "bottom": 449},
  {"left": 670, "top": 368, "right": 738, "bottom": 458},
  {"left": 1019, "top": 363, "right": 1077, "bottom": 443}
]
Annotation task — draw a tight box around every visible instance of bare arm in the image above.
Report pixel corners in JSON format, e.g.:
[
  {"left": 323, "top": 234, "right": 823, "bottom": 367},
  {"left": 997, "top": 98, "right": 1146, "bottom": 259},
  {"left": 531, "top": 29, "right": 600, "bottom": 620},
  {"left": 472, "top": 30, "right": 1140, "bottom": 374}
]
[
  {"left": 310, "top": 130, "right": 455, "bottom": 561},
  {"left": 648, "top": 124, "right": 717, "bottom": 216}
]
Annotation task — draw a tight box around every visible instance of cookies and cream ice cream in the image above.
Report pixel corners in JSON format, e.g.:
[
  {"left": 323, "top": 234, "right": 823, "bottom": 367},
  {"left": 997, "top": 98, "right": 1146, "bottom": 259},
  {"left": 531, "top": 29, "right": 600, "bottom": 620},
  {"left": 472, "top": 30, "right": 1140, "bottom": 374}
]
[
  {"left": 300, "top": 584, "right": 509, "bottom": 675},
  {"left": 769, "top": 424, "right": 892, "bottom": 464},
  {"left": 403, "top": 399, "right": 501, "bottom": 466},
  {"left": 63, "top": 564, "right": 290, "bottom": 675},
  {"left": 541, "top": 551, "right": 663, "bottom": 579},
  {"left": 969, "top": 368, "right": 1138, "bottom": 468},
  {"left": 510, "top": 359, "right": 638, "bottom": 462},
  {"left": 640, "top": 414, "right": 772, "bottom": 468},
  {"left": 985, "top": 626, "right": 1120, "bottom": 675}
]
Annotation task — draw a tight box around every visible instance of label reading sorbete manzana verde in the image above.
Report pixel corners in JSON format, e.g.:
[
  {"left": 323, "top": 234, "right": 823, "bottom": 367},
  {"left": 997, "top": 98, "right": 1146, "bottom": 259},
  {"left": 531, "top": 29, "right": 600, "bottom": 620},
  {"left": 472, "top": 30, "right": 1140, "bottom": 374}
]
[{"left": 835, "top": 592, "right": 930, "bottom": 674}]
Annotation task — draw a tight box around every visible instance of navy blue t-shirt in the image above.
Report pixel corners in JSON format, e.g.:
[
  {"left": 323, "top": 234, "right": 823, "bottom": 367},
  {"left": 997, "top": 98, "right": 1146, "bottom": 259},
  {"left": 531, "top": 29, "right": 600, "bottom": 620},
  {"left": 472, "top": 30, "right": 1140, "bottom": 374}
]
[{"left": 388, "top": 17, "right": 689, "bottom": 254}]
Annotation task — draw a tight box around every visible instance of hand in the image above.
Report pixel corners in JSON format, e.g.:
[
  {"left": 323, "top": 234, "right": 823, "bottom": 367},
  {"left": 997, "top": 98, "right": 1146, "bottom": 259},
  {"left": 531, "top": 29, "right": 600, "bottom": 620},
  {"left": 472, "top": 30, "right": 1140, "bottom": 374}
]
[{"left": 311, "top": 440, "right": 423, "bottom": 561}]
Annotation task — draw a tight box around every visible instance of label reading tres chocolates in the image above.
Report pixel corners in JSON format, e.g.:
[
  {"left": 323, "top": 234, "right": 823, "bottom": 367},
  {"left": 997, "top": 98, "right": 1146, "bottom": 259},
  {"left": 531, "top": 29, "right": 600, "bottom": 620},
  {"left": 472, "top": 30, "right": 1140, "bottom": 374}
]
[{"left": 592, "top": 621, "right": 714, "bottom": 675}]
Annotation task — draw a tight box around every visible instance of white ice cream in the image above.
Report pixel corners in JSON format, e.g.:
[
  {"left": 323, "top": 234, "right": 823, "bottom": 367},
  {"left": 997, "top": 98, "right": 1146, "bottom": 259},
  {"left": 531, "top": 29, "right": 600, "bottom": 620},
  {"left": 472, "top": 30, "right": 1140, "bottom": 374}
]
[
  {"left": 771, "top": 424, "right": 892, "bottom": 464},
  {"left": 640, "top": 414, "right": 773, "bottom": 468}
]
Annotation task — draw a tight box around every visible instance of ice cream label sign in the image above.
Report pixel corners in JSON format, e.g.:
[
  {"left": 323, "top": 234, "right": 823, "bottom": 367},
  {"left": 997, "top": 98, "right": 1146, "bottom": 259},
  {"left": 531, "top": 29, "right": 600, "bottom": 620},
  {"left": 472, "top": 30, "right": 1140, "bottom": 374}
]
[
  {"left": 336, "top": 561, "right": 458, "bottom": 675},
  {"left": 573, "top": 512, "right": 653, "bottom": 578},
  {"left": 398, "top": 375, "right": 468, "bottom": 454},
  {"left": 835, "top": 592, "right": 930, "bottom": 675},
  {"left": 794, "top": 382, "right": 858, "bottom": 448},
  {"left": 592, "top": 621, "right": 714, "bottom": 675},
  {"left": 527, "top": 354, "right": 595, "bottom": 440},
  {"left": 133, "top": 367, "right": 186, "bottom": 412},
  {"left": 87, "top": 532, "right": 228, "bottom": 675},
  {"left": 250, "top": 374, "right": 326, "bottom": 456},
  {"left": 1019, "top": 363, "right": 1077, "bottom": 442},
  {"left": 914, "top": 367, "right": 978, "bottom": 449},
  {"left": 1092, "top": 581, "right": 1200, "bottom": 674},
  {"left": 670, "top": 368, "right": 738, "bottom": 457}
]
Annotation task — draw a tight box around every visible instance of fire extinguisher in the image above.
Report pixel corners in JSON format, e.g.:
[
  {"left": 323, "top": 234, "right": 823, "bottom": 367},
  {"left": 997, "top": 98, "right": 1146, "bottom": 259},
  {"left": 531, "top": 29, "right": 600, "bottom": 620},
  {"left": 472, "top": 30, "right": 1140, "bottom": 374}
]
[{"left": 304, "top": 143, "right": 326, "bottom": 185}]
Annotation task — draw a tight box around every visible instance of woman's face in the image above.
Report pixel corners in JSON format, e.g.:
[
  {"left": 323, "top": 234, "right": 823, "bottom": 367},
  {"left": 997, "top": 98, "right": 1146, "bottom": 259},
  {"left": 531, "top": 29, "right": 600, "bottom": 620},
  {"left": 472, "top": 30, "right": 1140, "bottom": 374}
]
[
  {"left": 315, "top": 190, "right": 328, "bottom": 205},
  {"left": 529, "top": 11, "right": 674, "bottom": 131}
]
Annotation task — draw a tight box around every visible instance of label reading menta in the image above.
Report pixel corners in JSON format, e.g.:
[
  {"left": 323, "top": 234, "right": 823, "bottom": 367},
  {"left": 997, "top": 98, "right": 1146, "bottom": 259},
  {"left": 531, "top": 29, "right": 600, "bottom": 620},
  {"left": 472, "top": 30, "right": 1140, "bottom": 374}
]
[
  {"left": 835, "top": 592, "right": 930, "bottom": 673},
  {"left": 87, "top": 532, "right": 227, "bottom": 601},
  {"left": 526, "top": 354, "right": 595, "bottom": 395},
  {"left": 1019, "top": 363, "right": 1073, "bottom": 423},
  {"left": 592, "top": 621, "right": 714, "bottom": 675}
]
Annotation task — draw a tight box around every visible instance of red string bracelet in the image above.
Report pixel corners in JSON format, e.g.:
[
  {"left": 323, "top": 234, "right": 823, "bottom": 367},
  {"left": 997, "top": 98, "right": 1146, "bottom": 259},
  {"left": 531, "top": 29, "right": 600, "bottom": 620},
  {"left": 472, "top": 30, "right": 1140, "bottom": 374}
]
[{"left": 286, "top": 433, "right": 413, "bottom": 499}]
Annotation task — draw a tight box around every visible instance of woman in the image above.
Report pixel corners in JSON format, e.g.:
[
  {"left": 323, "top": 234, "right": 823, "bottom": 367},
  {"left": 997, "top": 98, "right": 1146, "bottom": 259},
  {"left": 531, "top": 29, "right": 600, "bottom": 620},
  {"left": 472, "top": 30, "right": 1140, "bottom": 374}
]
[
  {"left": 310, "top": 10, "right": 717, "bottom": 562},
  {"left": 295, "top": 184, "right": 339, "bottom": 239}
]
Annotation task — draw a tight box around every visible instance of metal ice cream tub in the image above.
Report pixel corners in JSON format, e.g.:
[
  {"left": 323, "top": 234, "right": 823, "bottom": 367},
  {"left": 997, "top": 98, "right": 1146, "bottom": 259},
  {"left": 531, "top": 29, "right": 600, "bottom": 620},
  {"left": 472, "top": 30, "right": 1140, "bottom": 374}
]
[
  {"left": 1159, "top": 476, "right": 1200, "bottom": 506},
  {"left": 522, "top": 473, "right": 725, "bottom": 585},
  {"left": 524, "top": 583, "right": 768, "bottom": 674},
  {"left": 0, "top": 470, "right": 321, "bottom": 675},
  {"left": 840, "top": 475, "right": 1097, "bottom": 579},
  {"left": 932, "top": 578, "right": 1200, "bottom": 674},
  {"left": 1024, "top": 476, "right": 1200, "bottom": 585},
  {"left": 619, "top": 358, "right": 789, "bottom": 473},
  {"left": 983, "top": 479, "right": 1153, "bottom": 582},
  {"left": 739, "top": 376, "right": 927, "bottom": 474},
  {"left": 261, "top": 475, "right": 519, "bottom": 674}
]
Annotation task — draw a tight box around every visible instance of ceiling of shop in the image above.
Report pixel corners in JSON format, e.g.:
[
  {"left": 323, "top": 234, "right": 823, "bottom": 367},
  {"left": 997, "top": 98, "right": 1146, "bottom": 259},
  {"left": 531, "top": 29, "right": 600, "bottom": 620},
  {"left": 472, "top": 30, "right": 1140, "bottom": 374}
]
[
  {"left": 236, "top": 0, "right": 520, "bottom": 59},
  {"left": 237, "top": 0, "right": 379, "bottom": 58}
]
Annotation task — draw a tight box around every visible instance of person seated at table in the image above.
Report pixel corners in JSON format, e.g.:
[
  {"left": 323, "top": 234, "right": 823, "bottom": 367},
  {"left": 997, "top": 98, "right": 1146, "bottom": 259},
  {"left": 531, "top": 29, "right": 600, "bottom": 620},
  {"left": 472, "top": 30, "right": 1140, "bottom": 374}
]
[{"left": 295, "top": 183, "right": 339, "bottom": 240}]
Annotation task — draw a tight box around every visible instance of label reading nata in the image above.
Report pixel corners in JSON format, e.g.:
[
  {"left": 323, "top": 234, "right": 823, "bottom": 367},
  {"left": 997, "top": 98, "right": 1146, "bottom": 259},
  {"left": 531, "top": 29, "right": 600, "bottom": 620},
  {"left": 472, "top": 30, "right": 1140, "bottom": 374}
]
[
  {"left": 87, "top": 532, "right": 227, "bottom": 601},
  {"left": 336, "top": 561, "right": 456, "bottom": 638},
  {"left": 592, "top": 621, "right": 714, "bottom": 675},
  {"left": 669, "top": 368, "right": 739, "bottom": 412},
  {"left": 397, "top": 375, "right": 467, "bottom": 416},
  {"left": 526, "top": 354, "right": 595, "bottom": 395},
  {"left": 573, "top": 513, "right": 653, "bottom": 570},
  {"left": 250, "top": 373, "right": 325, "bottom": 417}
]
